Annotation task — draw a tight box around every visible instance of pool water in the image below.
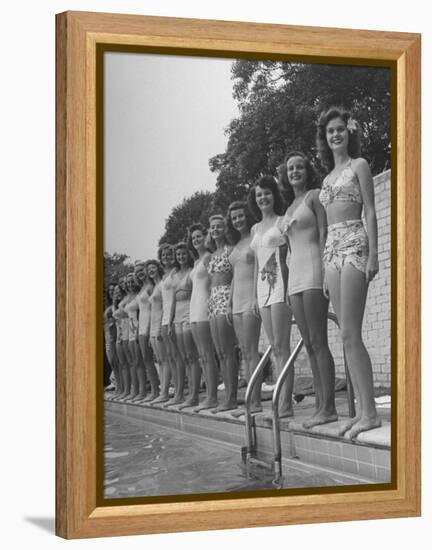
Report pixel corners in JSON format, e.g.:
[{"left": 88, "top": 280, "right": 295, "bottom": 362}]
[{"left": 104, "top": 411, "right": 366, "bottom": 498}]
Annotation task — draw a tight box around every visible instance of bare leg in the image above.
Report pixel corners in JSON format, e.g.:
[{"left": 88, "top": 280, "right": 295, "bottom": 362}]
[
  {"left": 215, "top": 315, "right": 238, "bottom": 411},
  {"left": 150, "top": 335, "right": 170, "bottom": 403},
  {"left": 163, "top": 324, "right": 186, "bottom": 406},
  {"left": 232, "top": 311, "right": 262, "bottom": 416},
  {"left": 130, "top": 340, "right": 147, "bottom": 402},
  {"left": 114, "top": 342, "right": 126, "bottom": 398},
  {"left": 336, "top": 264, "right": 381, "bottom": 439},
  {"left": 106, "top": 345, "right": 121, "bottom": 398},
  {"left": 291, "top": 291, "right": 338, "bottom": 428},
  {"left": 126, "top": 340, "right": 139, "bottom": 400},
  {"left": 178, "top": 325, "right": 201, "bottom": 409},
  {"left": 325, "top": 267, "right": 361, "bottom": 434},
  {"left": 138, "top": 334, "right": 160, "bottom": 401},
  {"left": 191, "top": 322, "right": 218, "bottom": 411},
  {"left": 117, "top": 340, "right": 132, "bottom": 399},
  {"left": 261, "top": 303, "right": 293, "bottom": 418},
  {"left": 161, "top": 325, "right": 178, "bottom": 398}
]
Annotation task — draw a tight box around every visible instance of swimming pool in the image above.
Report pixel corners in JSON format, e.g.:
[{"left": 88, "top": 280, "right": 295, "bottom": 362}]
[{"left": 104, "top": 410, "right": 370, "bottom": 498}]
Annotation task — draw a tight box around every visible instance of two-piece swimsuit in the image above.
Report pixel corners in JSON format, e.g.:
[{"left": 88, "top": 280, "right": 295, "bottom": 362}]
[
  {"left": 282, "top": 190, "right": 323, "bottom": 296},
  {"left": 124, "top": 296, "right": 139, "bottom": 342},
  {"left": 319, "top": 158, "right": 368, "bottom": 274},
  {"left": 207, "top": 245, "right": 232, "bottom": 319},
  {"left": 103, "top": 305, "right": 116, "bottom": 354},
  {"left": 173, "top": 270, "right": 192, "bottom": 327}
]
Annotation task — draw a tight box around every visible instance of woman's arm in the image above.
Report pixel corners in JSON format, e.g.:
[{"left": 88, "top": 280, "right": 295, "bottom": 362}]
[
  {"left": 354, "top": 158, "right": 379, "bottom": 282},
  {"left": 250, "top": 225, "right": 260, "bottom": 317},
  {"left": 168, "top": 274, "right": 177, "bottom": 334},
  {"left": 310, "top": 189, "right": 327, "bottom": 256}
]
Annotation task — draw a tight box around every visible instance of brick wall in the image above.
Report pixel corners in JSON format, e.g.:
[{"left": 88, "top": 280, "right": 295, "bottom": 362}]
[{"left": 259, "top": 170, "right": 391, "bottom": 389}]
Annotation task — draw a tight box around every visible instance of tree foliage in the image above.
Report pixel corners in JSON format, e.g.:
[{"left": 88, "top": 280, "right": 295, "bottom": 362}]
[
  {"left": 104, "top": 252, "right": 132, "bottom": 288},
  {"left": 209, "top": 61, "right": 391, "bottom": 208},
  {"left": 161, "top": 61, "right": 390, "bottom": 237},
  {"left": 159, "top": 191, "right": 215, "bottom": 245}
]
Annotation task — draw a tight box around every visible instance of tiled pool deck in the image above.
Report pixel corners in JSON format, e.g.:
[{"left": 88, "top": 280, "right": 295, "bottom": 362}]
[{"left": 105, "top": 387, "right": 391, "bottom": 485}]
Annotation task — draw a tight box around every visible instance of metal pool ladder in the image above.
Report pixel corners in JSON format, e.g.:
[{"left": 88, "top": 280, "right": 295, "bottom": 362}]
[{"left": 242, "top": 312, "right": 355, "bottom": 478}]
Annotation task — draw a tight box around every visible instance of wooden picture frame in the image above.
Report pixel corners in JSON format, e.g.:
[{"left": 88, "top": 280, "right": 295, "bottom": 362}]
[{"left": 56, "top": 11, "right": 421, "bottom": 539}]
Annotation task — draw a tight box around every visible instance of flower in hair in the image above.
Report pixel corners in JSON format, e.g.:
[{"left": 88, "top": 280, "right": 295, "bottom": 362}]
[{"left": 346, "top": 117, "right": 357, "bottom": 133}]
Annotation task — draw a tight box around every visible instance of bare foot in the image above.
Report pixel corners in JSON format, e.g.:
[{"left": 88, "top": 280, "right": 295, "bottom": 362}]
[
  {"left": 193, "top": 399, "right": 218, "bottom": 412},
  {"left": 143, "top": 393, "right": 159, "bottom": 403},
  {"left": 230, "top": 408, "right": 246, "bottom": 418},
  {"left": 279, "top": 407, "right": 294, "bottom": 419},
  {"left": 303, "top": 412, "right": 338, "bottom": 429},
  {"left": 345, "top": 416, "right": 382, "bottom": 440},
  {"left": 164, "top": 397, "right": 185, "bottom": 408},
  {"left": 131, "top": 394, "right": 146, "bottom": 403},
  {"left": 115, "top": 392, "right": 130, "bottom": 401},
  {"left": 336, "top": 415, "right": 360, "bottom": 436},
  {"left": 232, "top": 404, "right": 263, "bottom": 418},
  {"left": 178, "top": 399, "right": 199, "bottom": 410},
  {"left": 124, "top": 393, "right": 138, "bottom": 402},
  {"left": 211, "top": 402, "right": 238, "bottom": 413},
  {"left": 151, "top": 394, "right": 170, "bottom": 404}
]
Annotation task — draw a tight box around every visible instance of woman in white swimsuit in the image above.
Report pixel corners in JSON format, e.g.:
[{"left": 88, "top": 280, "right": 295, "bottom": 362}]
[
  {"left": 170, "top": 242, "right": 202, "bottom": 409},
  {"left": 159, "top": 244, "right": 185, "bottom": 406},
  {"left": 187, "top": 223, "right": 219, "bottom": 412},
  {"left": 134, "top": 261, "right": 160, "bottom": 403},
  {"left": 147, "top": 259, "right": 171, "bottom": 404},
  {"left": 124, "top": 272, "right": 140, "bottom": 401},
  {"left": 113, "top": 275, "right": 134, "bottom": 400},
  {"left": 104, "top": 282, "right": 120, "bottom": 395},
  {"left": 248, "top": 175, "right": 293, "bottom": 418},
  {"left": 316, "top": 106, "right": 381, "bottom": 438},
  {"left": 226, "top": 201, "right": 263, "bottom": 415},
  {"left": 280, "top": 151, "right": 338, "bottom": 428},
  {"left": 110, "top": 284, "right": 126, "bottom": 399}
]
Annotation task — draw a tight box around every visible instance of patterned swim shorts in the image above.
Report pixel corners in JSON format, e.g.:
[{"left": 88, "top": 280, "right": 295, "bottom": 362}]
[
  {"left": 323, "top": 220, "right": 369, "bottom": 274},
  {"left": 208, "top": 284, "right": 231, "bottom": 320}
]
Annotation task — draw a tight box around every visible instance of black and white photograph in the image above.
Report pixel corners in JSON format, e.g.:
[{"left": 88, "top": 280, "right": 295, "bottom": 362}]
[{"left": 102, "top": 50, "right": 392, "bottom": 500}]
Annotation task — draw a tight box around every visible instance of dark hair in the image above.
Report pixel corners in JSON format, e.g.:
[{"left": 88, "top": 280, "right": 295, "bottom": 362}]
[
  {"left": 278, "top": 151, "right": 320, "bottom": 207},
  {"left": 316, "top": 106, "right": 361, "bottom": 171},
  {"left": 173, "top": 241, "right": 194, "bottom": 269},
  {"left": 126, "top": 271, "right": 139, "bottom": 293},
  {"left": 187, "top": 223, "right": 208, "bottom": 259},
  {"left": 206, "top": 214, "right": 228, "bottom": 250},
  {"left": 105, "top": 282, "right": 116, "bottom": 306},
  {"left": 247, "top": 175, "right": 286, "bottom": 221},
  {"left": 145, "top": 259, "right": 164, "bottom": 283},
  {"left": 226, "top": 201, "right": 255, "bottom": 244},
  {"left": 112, "top": 285, "right": 126, "bottom": 308},
  {"left": 158, "top": 243, "right": 175, "bottom": 268}
]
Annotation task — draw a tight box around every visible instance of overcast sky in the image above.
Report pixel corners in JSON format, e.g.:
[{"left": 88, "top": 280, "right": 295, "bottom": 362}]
[{"left": 104, "top": 52, "right": 239, "bottom": 262}]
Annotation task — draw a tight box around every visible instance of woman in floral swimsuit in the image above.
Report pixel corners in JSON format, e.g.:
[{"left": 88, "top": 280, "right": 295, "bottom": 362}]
[
  {"left": 316, "top": 106, "right": 381, "bottom": 439},
  {"left": 248, "top": 176, "right": 293, "bottom": 418},
  {"left": 207, "top": 214, "right": 239, "bottom": 412}
]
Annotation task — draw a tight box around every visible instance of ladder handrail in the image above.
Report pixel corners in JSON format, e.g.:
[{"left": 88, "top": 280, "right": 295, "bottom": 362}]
[
  {"left": 244, "top": 345, "right": 272, "bottom": 460},
  {"left": 243, "top": 311, "right": 355, "bottom": 477},
  {"left": 271, "top": 338, "right": 304, "bottom": 478},
  {"left": 271, "top": 311, "right": 355, "bottom": 477}
]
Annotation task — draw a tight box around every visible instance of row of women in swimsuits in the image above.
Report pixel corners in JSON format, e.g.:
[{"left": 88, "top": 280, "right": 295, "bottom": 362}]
[{"left": 104, "top": 106, "right": 382, "bottom": 439}]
